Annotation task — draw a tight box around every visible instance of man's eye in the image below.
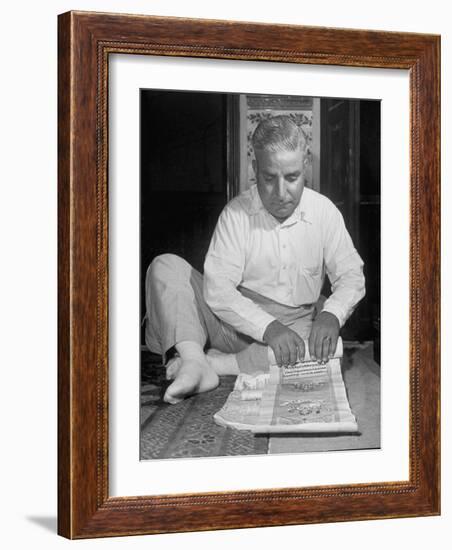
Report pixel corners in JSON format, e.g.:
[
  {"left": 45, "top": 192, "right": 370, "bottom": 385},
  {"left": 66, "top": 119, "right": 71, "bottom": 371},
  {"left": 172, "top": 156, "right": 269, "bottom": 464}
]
[{"left": 286, "top": 175, "right": 298, "bottom": 183}]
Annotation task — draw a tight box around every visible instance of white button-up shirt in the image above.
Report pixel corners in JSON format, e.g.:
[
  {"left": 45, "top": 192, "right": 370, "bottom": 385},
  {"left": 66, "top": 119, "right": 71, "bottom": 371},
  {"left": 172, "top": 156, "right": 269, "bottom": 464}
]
[{"left": 203, "top": 185, "right": 365, "bottom": 342}]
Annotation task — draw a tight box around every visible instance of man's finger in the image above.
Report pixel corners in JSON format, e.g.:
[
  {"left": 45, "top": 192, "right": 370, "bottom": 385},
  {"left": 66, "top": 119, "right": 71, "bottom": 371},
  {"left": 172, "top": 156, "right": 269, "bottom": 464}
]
[
  {"left": 308, "top": 329, "right": 316, "bottom": 360},
  {"left": 321, "top": 336, "right": 330, "bottom": 363},
  {"left": 297, "top": 340, "right": 306, "bottom": 362},
  {"left": 273, "top": 345, "right": 282, "bottom": 368},
  {"left": 315, "top": 331, "right": 324, "bottom": 363},
  {"left": 280, "top": 345, "right": 290, "bottom": 367},
  {"left": 288, "top": 342, "right": 298, "bottom": 365},
  {"left": 329, "top": 334, "right": 339, "bottom": 358}
]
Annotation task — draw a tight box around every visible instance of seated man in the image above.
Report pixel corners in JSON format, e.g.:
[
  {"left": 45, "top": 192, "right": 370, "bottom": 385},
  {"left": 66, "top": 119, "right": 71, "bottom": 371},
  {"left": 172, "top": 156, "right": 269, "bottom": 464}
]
[{"left": 145, "top": 115, "right": 365, "bottom": 404}]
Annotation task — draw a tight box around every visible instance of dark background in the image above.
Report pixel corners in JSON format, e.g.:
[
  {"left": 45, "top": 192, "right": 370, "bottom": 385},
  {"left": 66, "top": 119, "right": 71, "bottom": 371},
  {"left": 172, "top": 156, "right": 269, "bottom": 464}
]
[{"left": 140, "top": 90, "right": 380, "bottom": 359}]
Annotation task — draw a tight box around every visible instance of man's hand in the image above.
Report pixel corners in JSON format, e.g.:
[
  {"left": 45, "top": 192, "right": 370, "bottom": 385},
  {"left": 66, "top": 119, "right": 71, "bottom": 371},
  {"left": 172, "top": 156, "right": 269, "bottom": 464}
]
[
  {"left": 263, "top": 320, "right": 305, "bottom": 367},
  {"left": 309, "top": 311, "right": 340, "bottom": 363}
]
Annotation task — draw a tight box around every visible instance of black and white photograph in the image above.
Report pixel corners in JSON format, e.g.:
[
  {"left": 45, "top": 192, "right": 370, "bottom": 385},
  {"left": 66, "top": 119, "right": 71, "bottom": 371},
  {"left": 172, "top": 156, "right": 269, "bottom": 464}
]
[{"left": 139, "top": 90, "right": 381, "bottom": 460}]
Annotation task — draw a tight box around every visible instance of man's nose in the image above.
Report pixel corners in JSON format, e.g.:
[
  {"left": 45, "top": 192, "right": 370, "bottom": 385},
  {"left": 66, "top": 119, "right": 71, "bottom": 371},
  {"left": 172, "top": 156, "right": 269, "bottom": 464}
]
[{"left": 275, "top": 179, "right": 286, "bottom": 200}]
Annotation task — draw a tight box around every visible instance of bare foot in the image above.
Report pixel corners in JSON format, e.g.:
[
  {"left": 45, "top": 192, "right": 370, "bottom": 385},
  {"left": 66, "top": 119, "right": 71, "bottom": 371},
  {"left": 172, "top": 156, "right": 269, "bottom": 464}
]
[
  {"left": 206, "top": 349, "right": 240, "bottom": 375},
  {"left": 164, "top": 357, "right": 219, "bottom": 404},
  {"left": 165, "top": 355, "right": 182, "bottom": 380}
]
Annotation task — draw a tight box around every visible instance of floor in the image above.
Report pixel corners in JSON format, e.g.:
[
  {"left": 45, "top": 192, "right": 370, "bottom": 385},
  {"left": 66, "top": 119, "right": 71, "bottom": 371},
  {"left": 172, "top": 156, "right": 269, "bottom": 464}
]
[
  {"left": 140, "top": 354, "right": 268, "bottom": 459},
  {"left": 140, "top": 342, "right": 379, "bottom": 460}
]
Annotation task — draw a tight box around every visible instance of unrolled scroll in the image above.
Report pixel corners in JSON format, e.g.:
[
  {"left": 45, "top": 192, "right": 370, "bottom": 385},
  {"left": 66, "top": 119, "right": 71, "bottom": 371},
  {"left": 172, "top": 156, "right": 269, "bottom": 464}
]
[{"left": 214, "top": 337, "right": 358, "bottom": 434}]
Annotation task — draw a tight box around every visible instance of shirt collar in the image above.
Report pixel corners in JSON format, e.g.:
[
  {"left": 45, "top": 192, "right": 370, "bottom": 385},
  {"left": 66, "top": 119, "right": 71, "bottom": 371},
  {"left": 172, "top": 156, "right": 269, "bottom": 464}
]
[{"left": 248, "top": 184, "right": 312, "bottom": 225}]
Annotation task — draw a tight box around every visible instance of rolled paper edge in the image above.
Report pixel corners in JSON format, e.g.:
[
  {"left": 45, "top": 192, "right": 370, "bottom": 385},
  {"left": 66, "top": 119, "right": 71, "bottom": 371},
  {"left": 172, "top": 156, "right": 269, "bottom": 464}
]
[
  {"left": 213, "top": 412, "right": 255, "bottom": 431},
  {"left": 269, "top": 336, "right": 344, "bottom": 367},
  {"left": 240, "top": 390, "right": 264, "bottom": 401},
  {"left": 251, "top": 419, "right": 358, "bottom": 434}
]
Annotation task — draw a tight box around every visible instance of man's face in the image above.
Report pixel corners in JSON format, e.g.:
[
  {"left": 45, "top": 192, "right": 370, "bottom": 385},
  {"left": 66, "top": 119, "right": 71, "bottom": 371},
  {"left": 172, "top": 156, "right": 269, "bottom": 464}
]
[{"left": 254, "top": 147, "right": 305, "bottom": 223}]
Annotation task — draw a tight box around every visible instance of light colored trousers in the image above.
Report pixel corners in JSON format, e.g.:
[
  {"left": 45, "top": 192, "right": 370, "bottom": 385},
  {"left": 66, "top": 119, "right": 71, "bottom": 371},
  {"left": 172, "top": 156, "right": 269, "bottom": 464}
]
[{"left": 145, "top": 254, "right": 316, "bottom": 374}]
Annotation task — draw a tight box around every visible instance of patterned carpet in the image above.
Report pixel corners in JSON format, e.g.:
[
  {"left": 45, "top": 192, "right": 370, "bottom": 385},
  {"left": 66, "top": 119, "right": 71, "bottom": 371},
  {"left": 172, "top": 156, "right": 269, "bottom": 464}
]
[{"left": 140, "top": 352, "right": 268, "bottom": 459}]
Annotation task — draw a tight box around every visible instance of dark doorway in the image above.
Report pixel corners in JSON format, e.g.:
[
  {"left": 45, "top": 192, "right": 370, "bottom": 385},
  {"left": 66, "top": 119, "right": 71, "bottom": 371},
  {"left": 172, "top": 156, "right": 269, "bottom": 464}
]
[
  {"left": 140, "top": 90, "right": 232, "bottom": 339},
  {"left": 320, "top": 98, "right": 381, "bottom": 350}
]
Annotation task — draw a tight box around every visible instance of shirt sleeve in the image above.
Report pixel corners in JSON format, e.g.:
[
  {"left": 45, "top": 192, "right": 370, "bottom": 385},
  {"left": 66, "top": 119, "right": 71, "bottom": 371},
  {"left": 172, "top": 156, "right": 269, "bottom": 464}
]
[
  {"left": 203, "top": 204, "right": 276, "bottom": 342},
  {"left": 321, "top": 202, "right": 366, "bottom": 327}
]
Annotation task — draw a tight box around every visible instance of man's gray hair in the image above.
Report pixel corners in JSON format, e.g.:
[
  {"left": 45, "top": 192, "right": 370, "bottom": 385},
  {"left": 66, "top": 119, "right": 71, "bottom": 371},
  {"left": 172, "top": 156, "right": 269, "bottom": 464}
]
[{"left": 251, "top": 115, "right": 307, "bottom": 154}]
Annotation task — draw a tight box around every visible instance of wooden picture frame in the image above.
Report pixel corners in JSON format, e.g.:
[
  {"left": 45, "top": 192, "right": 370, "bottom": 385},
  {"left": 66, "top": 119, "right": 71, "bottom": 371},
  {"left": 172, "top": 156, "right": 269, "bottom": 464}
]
[{"left": 58, "top": 11, "right": 440, "bottom": 539}]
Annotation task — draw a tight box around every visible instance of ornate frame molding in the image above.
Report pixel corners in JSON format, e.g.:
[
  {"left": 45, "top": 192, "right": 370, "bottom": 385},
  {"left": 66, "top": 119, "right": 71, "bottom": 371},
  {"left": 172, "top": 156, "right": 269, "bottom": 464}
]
[{"left": 58, "top": 11, "right": 440, "bottom": 538}]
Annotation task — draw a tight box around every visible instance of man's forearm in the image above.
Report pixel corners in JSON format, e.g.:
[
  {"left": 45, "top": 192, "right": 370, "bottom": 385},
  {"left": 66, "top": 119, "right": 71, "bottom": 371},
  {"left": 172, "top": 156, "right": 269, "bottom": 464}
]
[{"left": 322, "top": 265, "right": 366, "bottom": 327}]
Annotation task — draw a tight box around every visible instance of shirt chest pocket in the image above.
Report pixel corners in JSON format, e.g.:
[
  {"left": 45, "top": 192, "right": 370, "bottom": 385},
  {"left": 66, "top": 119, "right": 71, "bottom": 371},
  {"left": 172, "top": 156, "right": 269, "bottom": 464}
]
[
  {"left": 299, "top": 246, "right": 323, "bottom": 278},
  {"left": 293, "top": 260, "right": 323, "bottom": 304},
  {"left": 296, "top": 226, "right": 323, "bottom": 279}
]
